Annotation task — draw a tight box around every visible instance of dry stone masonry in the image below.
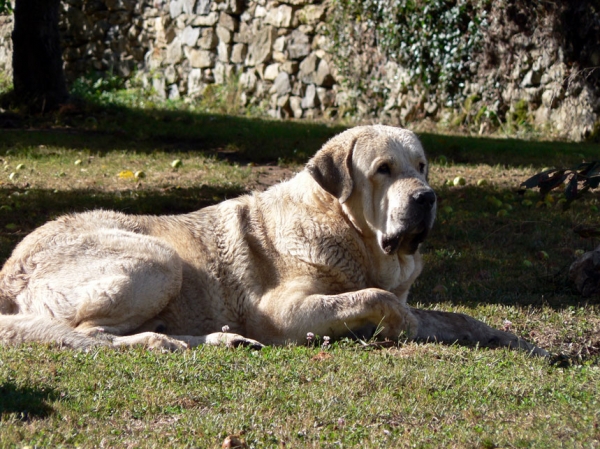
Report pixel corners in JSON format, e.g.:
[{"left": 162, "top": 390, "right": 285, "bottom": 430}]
[
  {"left": 0, "top": 0, "right": 598, "bottom": 140},
  {"left": 57, "top": 0, "right": 336, "bottom": 121}
]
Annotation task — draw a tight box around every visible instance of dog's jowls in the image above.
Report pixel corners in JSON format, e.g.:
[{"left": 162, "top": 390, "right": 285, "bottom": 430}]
[{"left": 0, "top": 125, "right": 548, "bottom": 356}]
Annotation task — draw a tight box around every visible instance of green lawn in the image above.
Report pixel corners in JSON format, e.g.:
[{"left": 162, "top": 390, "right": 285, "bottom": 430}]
[{"left": 0, "top": 101, "right": 599, "bottom": 447}]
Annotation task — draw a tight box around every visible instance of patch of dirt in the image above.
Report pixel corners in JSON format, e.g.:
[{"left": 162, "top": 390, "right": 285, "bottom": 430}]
[{"left": 246, "top": 165, "right": 299, "bottom": 192}]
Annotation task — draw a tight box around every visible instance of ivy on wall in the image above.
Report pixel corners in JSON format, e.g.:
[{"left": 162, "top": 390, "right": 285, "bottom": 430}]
[{"left": 327, "top": 0, "right": 490, "bottom": 109}]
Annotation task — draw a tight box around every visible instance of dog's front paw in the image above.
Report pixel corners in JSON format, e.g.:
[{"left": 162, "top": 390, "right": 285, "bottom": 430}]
[
  {"left": 206, "top": 332, "right": 264, "bottom": 349},
  {"left": 112, "top": 332, "right": 189, "bottom": 351}
]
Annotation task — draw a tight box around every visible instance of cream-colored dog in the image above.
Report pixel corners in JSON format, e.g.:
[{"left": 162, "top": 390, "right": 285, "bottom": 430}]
[{"left": 0, "top": 125, "right": 547, "bottom": 355}]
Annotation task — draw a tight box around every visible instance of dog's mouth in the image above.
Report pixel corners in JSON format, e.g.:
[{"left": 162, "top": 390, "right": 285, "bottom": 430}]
[{"left": 381, "top": 224, "right": 429, "bottom": 255}]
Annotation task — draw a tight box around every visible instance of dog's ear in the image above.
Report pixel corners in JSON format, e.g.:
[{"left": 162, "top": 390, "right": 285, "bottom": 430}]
[{"left": 306, "top": 135, "right": 355, "bottom": 203}]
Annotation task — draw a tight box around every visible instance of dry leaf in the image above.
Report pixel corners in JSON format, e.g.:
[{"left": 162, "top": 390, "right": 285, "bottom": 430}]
[
  {"left": 222, "top": 435, "right": 247, "bottom": 449},
  {"left": 311, "top": 351, "right": 333, "bottom": 361}
]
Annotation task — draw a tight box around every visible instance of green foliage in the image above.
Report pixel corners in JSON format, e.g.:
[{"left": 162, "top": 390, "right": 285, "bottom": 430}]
[
  {"left": 70, "top": 72, "right": 266, "bottom": 117},
  {"left": 70, "top": 72, "right": 149, "bottom": 108},
  {"left": 328, "top": 0, "right": 489, "bottom": 106},
  {"left": 0, "top": 70, "right": 12, "bottom": 94},
  {"left": 0, "top": 0, "right": 12, "bottom": 14}
]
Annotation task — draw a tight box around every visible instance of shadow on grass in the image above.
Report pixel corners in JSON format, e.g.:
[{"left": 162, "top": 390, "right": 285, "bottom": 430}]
[
  {"left": 0, "top": 103, "right": 346, "bottom": 164},
  {"left": 0, "top": 382, "right": 57, "bottom": 420},
  {"left": 0, "top": 101, "right": 598, "bottom": 167}
]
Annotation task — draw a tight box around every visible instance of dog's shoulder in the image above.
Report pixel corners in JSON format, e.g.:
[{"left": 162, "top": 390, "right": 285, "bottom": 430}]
[{"left": 254, "top": 171, "right": 369, "bottom": 282}]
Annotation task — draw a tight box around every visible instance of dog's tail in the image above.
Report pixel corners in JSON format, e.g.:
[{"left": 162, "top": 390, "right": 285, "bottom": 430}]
[{"left": 0, "top": 314, "right": 108, "bottom": 349}]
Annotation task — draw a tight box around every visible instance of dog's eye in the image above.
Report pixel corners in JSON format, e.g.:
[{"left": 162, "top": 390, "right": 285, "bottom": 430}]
[
  {"left": 419, "top": 162, "right": 426, "bottom": 174},
  {"left": 377, "top": 163, "right": 391, "bottom": 175}
]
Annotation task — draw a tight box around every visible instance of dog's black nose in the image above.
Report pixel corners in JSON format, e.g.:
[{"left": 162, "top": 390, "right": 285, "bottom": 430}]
[{"left": 412, "top": 190, "right": 436, "bottom": 209}]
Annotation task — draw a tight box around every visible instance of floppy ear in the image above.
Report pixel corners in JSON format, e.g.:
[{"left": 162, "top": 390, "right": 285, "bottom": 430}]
[{"left": 306, "top": 135, "right": 355, "bottom": 203}]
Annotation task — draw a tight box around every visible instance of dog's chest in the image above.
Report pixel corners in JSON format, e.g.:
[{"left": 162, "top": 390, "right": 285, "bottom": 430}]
[{"left": 371, "top": 253, "right": 415, "bottom": 291}]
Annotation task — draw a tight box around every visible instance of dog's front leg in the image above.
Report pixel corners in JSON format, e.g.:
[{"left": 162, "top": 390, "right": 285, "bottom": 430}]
[
  {"left": 409, "top": 308, "right": 549, "bottom": 357},
  {"left": 263, "top": 288, "right": 418, "bottom": 345}
]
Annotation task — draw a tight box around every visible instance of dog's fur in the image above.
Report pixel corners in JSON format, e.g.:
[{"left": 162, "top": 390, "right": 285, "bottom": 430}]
[{"left": 0, "top": 125, "right": 547, "bottom": 355}]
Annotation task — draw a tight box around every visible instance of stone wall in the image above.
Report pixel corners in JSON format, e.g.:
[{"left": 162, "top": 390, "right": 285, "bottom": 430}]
[
  {"left": 60, "top": 0, "right": 336, "bottom": 120},
  {"left": 0, "top": 0, "right": 598, "bottom": 140}
]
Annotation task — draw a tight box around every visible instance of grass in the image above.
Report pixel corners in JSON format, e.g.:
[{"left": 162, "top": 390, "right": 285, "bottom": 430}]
[{"left": 0, "top": 93, "right": 599, "bottom": 447}]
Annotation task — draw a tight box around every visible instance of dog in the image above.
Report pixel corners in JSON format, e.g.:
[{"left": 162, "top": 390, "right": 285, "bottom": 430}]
[{"left": 0, "top": 125, "right": 548, "bottom": 356}]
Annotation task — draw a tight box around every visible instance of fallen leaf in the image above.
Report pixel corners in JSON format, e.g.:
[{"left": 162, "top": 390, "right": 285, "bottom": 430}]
[
  {"left": 118, "top": 170, "right": 135, "bottom": 179},
  {"left": 222, "top": 435, "right": 247, "bottom": 449},
  {"left": 312, "top": 351, "right": 333, "bottom": 361}
]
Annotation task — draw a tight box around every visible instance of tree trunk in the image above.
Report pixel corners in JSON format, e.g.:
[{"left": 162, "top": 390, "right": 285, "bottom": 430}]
[{"left": 11, "top": 0, "right": 68, "bottom": 111}]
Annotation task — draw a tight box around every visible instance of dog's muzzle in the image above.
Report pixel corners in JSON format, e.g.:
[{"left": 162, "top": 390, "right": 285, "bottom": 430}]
[{"left": 380, "top": 189, "right": 436, "bottom": 255}]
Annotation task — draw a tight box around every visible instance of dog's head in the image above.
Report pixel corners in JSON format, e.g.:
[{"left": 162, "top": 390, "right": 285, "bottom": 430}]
[{"left": 307, "top": 125, "right": 436, "bottom": 255}]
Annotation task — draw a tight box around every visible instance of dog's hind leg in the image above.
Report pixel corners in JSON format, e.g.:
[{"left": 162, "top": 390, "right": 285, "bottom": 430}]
[
  {"left": 409, "top": 308, "right": 549, "bottom": 357},
  {"left": 0, "top": 314, "right": 109, "bottom": 348},
  {"left": 1, "top": 229, "right": 185, "bottom": 349}
]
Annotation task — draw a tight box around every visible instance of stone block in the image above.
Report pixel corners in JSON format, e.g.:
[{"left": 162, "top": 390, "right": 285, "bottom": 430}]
[
  {"left": 286, "top": 29, "right": 310, "bottom": 60},
  {"left": 521, "top": 69, "right": 543, "bottom": 88},
  {"left": 246, "top": 26, "right": 277, "bottom": 66},
  {"left": 187, "top": 68, "right": 204, "bottom": 95},
  {"left": 165, "top": 37, "right": 183, "bottom": 64},
  {"left": 214, "top": 62, "right": 235, "bottom": 84},
  {"left": 281, "top": 60, "right": 299, "bottom": 75},
  {"left": 191, "top": 11, "right": 218, "bottom": 26},
  {"left": 240, "top": 70, "right": 258, "bottom": 92},
  {"left": 290, "top": 96, "right": 303, "bottom": 118},
  {"left": 231, "top": 43, "right": 247, "bottom": 64},
  {"left": 217, "top": 41, "right": 231, "bottom": 63},
  {"left": 299, "top": 52, "right": 318, "bottom": 84},
  {"left": 277, "top": 94, "right": 290, "bottom": 108},
  {"left": 198, "top": 28, "right": 218, "bottom": 50},
  {"left": 273, "top": 35, "right": 286, "bottom": 53},
  {"left": 254, "top": 5, "right": 267, "bottom": 18},
  {"left": 273, "top": 51, "right": 287, "bottom": 63},
  {"left": 234, "top": 22, "right": 253, "bottom": 44},
  {"left": 265, "top": 5, "right": 293, "bottom": 28},
  {"left": 188, "top": 48, "right": 215, "bottom": 68},
  {"left": 301, "top": 83, "right": 319, "bottom": 109},
  {"left": 168, "top": 83, "right": 180, "bottom": 99},
  {"left": 169, "top": 0, "right": 183, "bottom": 18},
  {"left": 165, "top": 64, "right": 178, "bottom": 84},
  {"left": 218, "top": 12, "right": 238, "bottom": 31},
  {"left": 272, "top": 71, "right": 291, "bottom": 96},
  {"left": 196, "top": 0, "right": 211, "bottom": 14},
  {"left": 264, "top": 63, "right": 280, "bottom": 81},
  {"left": 181, "top": 26, "right": 200, "bottom": 47},
  {"left": 216, "top": 25, "right": 232, "bottom": 44},
  {"left": 314, "top": 59, "right": 334, "bottom": 87}
]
